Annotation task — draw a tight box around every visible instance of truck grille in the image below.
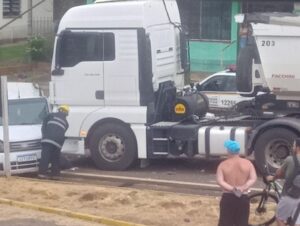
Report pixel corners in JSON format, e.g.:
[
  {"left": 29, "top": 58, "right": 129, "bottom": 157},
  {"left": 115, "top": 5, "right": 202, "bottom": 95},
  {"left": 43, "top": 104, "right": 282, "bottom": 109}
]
[{"left": 10, "top": 140, "right": 41, "bottom": 152}]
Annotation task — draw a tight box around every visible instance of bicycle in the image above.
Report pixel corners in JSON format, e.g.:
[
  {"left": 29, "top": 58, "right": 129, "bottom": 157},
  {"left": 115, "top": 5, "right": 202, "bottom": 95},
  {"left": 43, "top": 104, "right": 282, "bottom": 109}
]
[{"left": 248, "top": 176, "right": 283, "bottom": 226}]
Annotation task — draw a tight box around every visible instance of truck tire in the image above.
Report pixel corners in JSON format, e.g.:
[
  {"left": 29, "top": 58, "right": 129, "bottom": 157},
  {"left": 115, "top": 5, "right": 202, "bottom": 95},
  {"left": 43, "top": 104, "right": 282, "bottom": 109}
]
[
  {"left": 254, "top": 128, "right": 297, "bottom": 174},
  {"left": 89, "top": 123, "right": 137, "bottom": 170}
]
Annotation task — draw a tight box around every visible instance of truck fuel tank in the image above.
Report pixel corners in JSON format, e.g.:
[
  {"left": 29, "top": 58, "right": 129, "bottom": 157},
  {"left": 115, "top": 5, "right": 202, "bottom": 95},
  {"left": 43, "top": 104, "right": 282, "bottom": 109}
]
[{"left": 198, "top": 126, "right": 250, "bottom": 157}]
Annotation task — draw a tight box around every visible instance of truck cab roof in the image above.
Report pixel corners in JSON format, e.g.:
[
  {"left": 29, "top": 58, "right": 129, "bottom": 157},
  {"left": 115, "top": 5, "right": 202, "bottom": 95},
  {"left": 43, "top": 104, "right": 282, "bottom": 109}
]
[{"left": 58, "top": 0, "right": 180, "bottom": 32}]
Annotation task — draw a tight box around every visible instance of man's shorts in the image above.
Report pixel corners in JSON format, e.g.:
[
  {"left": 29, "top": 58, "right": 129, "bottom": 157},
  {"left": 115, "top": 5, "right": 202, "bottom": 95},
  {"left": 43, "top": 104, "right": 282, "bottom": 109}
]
[{"left": 276, "top": 195, "right": 300, "bottom": 224}]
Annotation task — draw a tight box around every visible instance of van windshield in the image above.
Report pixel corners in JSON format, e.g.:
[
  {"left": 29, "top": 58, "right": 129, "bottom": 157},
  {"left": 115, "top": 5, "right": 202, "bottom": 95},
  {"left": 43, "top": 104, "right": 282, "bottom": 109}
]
[{"left": 0, "top": 98, "right": 49, "bottom": 126}]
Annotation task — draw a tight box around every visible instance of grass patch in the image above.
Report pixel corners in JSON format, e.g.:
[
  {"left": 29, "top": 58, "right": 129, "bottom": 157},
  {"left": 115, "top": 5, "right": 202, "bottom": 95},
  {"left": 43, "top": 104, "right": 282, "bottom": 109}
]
[{"left": 0, "top": 42, "right": 28, "bottom": 66}]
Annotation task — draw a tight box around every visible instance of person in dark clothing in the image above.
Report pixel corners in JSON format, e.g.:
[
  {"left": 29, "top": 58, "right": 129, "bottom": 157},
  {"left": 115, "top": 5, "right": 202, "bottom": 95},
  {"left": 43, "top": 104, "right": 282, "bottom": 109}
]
[
  {"left": 38, "top": 105, "right": 69, "bottom": 180},
  {"left": 218, "top": 193, "right": 250, "bottom": 226},
  {"left": 267, "top": 138, "right": 300, "bottom": 226}
]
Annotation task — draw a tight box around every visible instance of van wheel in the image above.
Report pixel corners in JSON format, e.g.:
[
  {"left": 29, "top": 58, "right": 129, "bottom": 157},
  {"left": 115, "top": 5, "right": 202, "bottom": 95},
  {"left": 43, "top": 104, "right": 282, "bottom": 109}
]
[
  {"left": 254, "top": 128, "right": 296, "bottom": 174},
  {"left": 89, "top": 123, "right": 137, "bottom": 170}
]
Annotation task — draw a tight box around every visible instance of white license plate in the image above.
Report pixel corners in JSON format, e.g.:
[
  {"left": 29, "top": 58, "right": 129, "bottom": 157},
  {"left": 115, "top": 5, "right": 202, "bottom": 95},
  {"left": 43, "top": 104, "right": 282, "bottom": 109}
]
[{"left": 17, "top": 155, "right": 37, "bottom": 163}]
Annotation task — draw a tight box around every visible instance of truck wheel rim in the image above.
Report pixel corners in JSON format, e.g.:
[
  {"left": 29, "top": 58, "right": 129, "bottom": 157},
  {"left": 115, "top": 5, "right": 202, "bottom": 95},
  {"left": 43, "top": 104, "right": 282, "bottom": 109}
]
[
  {"left": 98, "top": 133, "right": 125, "bottom": 162},
  {"left": 265, "top": 139, "right": 290, "bottom": 168}
]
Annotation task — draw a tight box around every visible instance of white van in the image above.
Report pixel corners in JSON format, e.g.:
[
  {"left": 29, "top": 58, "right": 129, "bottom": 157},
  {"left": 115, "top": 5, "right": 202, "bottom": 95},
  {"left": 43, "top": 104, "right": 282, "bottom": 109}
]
[{"left": 0, "top": 82, "right": 49, "bottom": 174}]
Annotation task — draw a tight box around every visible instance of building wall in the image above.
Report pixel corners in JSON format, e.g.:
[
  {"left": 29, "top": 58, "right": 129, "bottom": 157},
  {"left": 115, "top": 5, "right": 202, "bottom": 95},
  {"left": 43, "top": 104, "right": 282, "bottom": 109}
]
[
  {"left": 0, "top": 0, "right": 53, "bottom": 42},
  {"left": 86, "top": 0, "right": 238, "bottom": 73},
  {"left": 189, "top": 2, "right": 239, "bottom": 73},
  {"left": 85, "top": 0, "right": 294, "bottom": 74}
]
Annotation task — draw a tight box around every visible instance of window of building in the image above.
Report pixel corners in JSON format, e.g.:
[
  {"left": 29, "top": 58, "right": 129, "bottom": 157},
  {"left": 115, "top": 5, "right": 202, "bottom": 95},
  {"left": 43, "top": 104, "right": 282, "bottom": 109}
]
[
  {"left": 60, "top": 32, "right": 115, "bottom": 67},
  {"left": 242, "top": 1, "right": 294, "bottom": 13},
  {"left": 178, "top": 0, "right": 231, "bottom": 41},
  {"left": 3, "top": 0, "right": 20, "bottom": 17}
]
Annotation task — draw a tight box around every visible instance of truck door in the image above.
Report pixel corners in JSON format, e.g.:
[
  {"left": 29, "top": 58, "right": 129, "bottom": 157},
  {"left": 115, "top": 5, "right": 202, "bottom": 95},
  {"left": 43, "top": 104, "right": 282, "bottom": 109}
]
[
  {"left": 52, "top": 30, "right": 114, "bottom": 106},
  {"left": 103, "top": 29, "right": 140, "bottom": 106}
]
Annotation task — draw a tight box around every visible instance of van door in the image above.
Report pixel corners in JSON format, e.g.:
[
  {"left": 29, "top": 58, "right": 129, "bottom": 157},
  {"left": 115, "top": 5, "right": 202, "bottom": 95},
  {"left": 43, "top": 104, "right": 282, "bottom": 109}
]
[{"left": 52, "top": 30, "right": 115, "bottom": 106}]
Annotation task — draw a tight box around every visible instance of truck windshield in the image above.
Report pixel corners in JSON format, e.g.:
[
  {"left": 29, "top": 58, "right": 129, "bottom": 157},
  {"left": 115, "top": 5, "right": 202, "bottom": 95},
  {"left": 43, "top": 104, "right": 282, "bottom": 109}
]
[{"left": 0, "top": 98, "right": 49, "bottom": 126}]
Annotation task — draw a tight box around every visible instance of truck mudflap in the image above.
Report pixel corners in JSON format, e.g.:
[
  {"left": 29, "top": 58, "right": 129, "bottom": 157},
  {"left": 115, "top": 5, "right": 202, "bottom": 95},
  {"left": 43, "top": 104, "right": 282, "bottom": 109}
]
[
  {"left": 198, "top": 126, "right": 250, "bottom": 157},
  {"left": 61, "top": 138, "right": 85, "bottom": 155}
]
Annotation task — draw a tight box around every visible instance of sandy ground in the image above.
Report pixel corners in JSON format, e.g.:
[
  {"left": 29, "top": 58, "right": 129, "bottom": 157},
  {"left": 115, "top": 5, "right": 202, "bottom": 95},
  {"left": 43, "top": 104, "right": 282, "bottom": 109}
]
[
  {"left": 0, "top": 177, "right": 277, "bottom": 226},
  {"left": 0, "top": 177, "right": 219, "bottom": 226},
  {"left": 0, "top": 204, "right": 106, "bottom": 226}
]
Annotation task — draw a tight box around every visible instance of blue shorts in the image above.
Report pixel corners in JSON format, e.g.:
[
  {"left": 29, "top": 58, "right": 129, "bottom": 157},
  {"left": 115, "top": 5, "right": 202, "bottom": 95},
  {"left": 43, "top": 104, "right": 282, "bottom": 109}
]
[
  {"left": 276, "top": 195, "right": 300, "bottom": 224},
  {"left": 240, "top": 37, "right": 247, "bottom": 48}
]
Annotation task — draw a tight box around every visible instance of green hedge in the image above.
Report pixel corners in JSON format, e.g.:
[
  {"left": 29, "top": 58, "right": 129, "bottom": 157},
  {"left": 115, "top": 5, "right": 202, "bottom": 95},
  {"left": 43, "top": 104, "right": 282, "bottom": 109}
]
[{"left": 27, "top": 36, "right": 53, "bottom": 62}]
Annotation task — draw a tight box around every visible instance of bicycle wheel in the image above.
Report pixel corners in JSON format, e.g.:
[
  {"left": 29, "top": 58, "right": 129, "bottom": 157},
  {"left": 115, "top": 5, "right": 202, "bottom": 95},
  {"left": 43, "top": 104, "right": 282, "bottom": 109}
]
[{"left": 248, "top": 192, "right": 279, "bottom": 226}]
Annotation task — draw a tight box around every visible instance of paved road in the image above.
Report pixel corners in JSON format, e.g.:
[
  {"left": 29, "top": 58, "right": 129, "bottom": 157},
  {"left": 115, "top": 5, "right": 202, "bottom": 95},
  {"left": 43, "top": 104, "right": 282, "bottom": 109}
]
[{"left": 65, "top": 156, "right": 266, "bottom": 190}]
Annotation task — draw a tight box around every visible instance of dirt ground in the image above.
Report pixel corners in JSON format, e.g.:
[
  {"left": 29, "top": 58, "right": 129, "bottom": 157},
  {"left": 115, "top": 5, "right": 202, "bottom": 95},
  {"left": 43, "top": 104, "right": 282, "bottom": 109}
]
[
  {"left": 0, "top": 204, "right": 106, "bottom": 226},
  {"left": 0, "top": 177, "right": 277, "bottom": 226},
  {"left": 0, "top": 177, "right": 220, "bottom": 226},
  {"left": 0, "top": 62, "right": 51, "bottom": 95}
]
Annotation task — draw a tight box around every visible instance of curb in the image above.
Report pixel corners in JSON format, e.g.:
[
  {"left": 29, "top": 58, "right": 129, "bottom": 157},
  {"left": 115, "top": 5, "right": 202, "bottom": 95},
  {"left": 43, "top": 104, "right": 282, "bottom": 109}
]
[
  {"left": 0, "top": 198, "right": 145, "bottom": 226},
  {"left": 61, "top": 171, "right": 262, "bottom": 192}
]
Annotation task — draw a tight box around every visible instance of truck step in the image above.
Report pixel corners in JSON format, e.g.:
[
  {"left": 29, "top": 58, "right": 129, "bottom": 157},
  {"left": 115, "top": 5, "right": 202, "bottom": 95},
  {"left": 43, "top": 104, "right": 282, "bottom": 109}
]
[{"left": 150, "top": 121, "right": 179, "bottom": 128}]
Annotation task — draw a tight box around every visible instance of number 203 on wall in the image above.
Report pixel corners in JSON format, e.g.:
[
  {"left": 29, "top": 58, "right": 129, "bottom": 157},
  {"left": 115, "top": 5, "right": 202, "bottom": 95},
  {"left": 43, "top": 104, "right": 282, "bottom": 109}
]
[{"left": 261, "top": 40, "right": 275, "bottom": 46}]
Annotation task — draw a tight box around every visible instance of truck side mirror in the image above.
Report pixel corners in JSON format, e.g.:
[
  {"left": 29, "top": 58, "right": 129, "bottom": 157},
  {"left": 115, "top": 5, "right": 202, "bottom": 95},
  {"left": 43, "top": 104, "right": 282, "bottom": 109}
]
[
  {"left": 52, "top": 33, "right": 64, "bottom": 76},
  {"left": 196, "top": 83, "right": 202, "bottom": 91}
]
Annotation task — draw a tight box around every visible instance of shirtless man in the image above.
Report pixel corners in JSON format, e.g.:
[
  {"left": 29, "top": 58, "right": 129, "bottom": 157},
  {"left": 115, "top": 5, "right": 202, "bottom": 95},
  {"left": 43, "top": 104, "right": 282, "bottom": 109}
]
[{"left": 216, "top": 140, "right": 257, "bottom": 226}]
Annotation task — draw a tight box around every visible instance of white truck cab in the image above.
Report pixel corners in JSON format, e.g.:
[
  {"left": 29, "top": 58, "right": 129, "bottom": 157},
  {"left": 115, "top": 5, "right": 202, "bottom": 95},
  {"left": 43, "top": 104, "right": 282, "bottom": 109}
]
[
  {"left": 0, "top": 82, "right": 49, "bottom": 174},
  {"left": 50, "top": 0, "right": 190, "bottom": 170},
  {"left": 50, "top": 3, "right": 300, "bottom": 173},
  {"left": 51, "top": 0, "right": 184, "bottom": 106}
]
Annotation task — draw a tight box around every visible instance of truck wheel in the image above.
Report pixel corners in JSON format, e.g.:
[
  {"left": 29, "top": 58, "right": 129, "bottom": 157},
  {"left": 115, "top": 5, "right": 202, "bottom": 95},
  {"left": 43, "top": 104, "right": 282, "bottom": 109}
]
[
  {"left": 89, "top": 123, "right": 137, "bottom": 170},
  {"left": 254, "top": 128, "right": 296, "bottom": 174}
]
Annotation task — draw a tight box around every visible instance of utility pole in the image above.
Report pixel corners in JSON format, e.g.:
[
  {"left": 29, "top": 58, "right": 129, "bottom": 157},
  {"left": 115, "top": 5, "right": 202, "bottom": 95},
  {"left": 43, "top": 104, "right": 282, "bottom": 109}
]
[
  {"left": 1, "top": 76, "right": 11, "bottom": 177},
  {"left": 28, "top": 0, "right": 33, "bottom": 37}
]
